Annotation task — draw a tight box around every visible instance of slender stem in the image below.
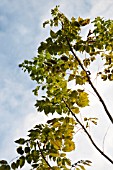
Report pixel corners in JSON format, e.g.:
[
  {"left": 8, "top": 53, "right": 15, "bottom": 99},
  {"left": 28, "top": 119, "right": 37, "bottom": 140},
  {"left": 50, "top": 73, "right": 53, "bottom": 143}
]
[
  {"left": 63, "top": 99, "right": 113, "bottom": 164},
  {"left": 66, "top": 37, "right": 113, "bottom": 124},
  {"left": 102, "top": 124, "right": 111, "bottom": 152},
  {"left": 37, "top": 140, "right": 52, "bottom": 169},
  {"left": 9, "top": 156, "right": 19, "bottom": 164}
]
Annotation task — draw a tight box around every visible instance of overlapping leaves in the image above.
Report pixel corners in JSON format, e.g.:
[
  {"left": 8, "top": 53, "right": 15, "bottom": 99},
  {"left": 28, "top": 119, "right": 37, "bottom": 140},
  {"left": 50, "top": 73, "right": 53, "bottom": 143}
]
[
  {"left": 2, "top": 5, "right": 113, "bottom": 170},
  {"left": 10, "top": 116, "right": 76, "bottom": 169}
]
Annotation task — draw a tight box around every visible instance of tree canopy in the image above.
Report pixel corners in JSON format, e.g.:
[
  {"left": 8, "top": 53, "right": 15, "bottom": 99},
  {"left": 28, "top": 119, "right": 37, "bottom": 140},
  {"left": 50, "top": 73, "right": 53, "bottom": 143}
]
[{"left": 0, "top": 6, "right": 113, "bottom": 170}]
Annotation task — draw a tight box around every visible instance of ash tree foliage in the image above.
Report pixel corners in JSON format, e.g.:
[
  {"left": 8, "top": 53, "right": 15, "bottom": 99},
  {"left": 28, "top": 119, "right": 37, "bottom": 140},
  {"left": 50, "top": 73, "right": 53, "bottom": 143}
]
[{"left": 1, "top": 6, "right": 113, "bottom": 170}]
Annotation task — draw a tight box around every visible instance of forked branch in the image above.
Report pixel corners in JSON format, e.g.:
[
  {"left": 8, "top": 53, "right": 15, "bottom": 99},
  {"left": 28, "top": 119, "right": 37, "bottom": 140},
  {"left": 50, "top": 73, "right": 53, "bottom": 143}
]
[{"left": 66, "top": 37, "right": 113, "bottom": 124}]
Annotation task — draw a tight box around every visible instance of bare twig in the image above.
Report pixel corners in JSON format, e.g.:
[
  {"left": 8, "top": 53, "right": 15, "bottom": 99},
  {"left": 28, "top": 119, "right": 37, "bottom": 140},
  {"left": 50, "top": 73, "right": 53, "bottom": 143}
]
[
  {"left": 66, "top": 37, "right": 113, "bottom": 124},
  {"left": 102, "top": 124, "right": 111, "bottom": 152},
  {"left": 9, "top": 156, "right": 19, "bottom": 164},
  {"left": 63, "top": 99, "right": 113, "bottom": 164}
]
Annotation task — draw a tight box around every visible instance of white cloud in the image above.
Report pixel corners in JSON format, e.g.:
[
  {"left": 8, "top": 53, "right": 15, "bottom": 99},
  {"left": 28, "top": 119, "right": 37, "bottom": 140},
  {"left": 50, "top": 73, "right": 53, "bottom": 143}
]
[{"left": 90, "top": 0, "right": 113, "bottom": 18}]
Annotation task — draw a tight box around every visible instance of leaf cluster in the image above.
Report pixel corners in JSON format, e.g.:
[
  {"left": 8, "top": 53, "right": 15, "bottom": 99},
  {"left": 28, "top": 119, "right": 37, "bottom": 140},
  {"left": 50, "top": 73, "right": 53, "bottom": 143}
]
[
  {"left": 2, "top": 5, "right": 113, "bottom": 170},
  {"left": 7, "top": 116, "right": 76, "bottom": 169}
]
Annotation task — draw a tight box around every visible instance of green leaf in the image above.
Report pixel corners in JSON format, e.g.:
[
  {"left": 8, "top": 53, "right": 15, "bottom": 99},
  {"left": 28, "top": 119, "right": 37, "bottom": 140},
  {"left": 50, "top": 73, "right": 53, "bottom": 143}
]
[
  {"left": 57, "top": 157, "right": 62, "bottom": 166},
  {"left": 0, "top": 160, "right": 8, "bottom": 165},
  {"left": 15, "top": 138, "right": 26, "bottom": 145},
  {"left": 69, "top": 90, "right": 78, "bottom": 98},
  {"left": 68, "top": 74, "right": 75, "bottom": 82},
  {"left": 19, "top": 156, "right": 25, "bottom": 168},
  {"left": 26, "top": 154, "right": 32, "bottom": 164},
  {"left": 31, "top": 164, "right": 38, "bottom": 168},
  {"left": 11, "top": 162, "right": 16, "bottom": 170},
  {"left": 0, "top": 165, "right": 10, "bottom": 170},
  {"left": 61, "top": 55, "right": 68, "bottom": 61},
  {"left": 17, "top": 147, "right": 24, "bottom": 155},
  {"left": 43, "top": 20, "right": 49, "bottom": 28},
  {"left": 50, "top": 30, "right": 57, "bottom": 38},
  {"left": 32, "top": 150, "right": 39, "bottom": 162},
  {"left": 24, "top": 147, "right": 30, "bottom": 153}
]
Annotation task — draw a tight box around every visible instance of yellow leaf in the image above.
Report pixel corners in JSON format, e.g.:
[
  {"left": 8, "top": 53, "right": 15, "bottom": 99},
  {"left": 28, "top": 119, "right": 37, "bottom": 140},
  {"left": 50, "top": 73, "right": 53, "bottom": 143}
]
[
  {"left": 51, "top": 140, "right": 62, "bottom": 150},
  {"left": 62, "top": 140, "right": 75, "bottom": 152},
  {"left": 78, "top": 17, "right": 83, "bottom": 22},
  {"left": 72, "top": 107, "right": 80, "bottom": 114},
  {"left": 60, "top": 153, "right": 66, "bottom": 157}
]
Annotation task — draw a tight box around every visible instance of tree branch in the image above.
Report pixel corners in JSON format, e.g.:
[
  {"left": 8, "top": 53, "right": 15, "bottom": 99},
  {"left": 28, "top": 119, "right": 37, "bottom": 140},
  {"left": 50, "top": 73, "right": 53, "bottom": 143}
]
[
  {"left": 63, "top": 99, "right": 113, "bottom": 164},
  {"left": 37, "top": 140, "right": 52, "bottom": 169},
  {"left": 66, "top": 37, "right": 113, "bottom": 124}
]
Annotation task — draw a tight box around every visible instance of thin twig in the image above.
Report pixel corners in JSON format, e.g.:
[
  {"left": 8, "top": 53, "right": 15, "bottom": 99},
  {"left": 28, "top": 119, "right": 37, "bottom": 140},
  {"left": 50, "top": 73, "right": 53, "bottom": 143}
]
[
  {"left": 102, "top": 124, "right": 111, "bottom": 152},
  {"left": 9, "top": 156, "right": 19, "bottom": 164},
  {"left": 37, "top": 140, "right": 52, "bottom": 169},
  {"left": 66, "top": 37, "right": 113, "bottom": 124},
  {"left": 63, "top": 99, "right": 113, "bottom": 164}
]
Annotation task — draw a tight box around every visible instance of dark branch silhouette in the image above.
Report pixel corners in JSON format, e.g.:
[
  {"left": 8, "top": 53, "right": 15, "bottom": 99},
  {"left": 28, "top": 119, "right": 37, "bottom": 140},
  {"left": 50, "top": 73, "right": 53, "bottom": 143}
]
[
  {"left": 37, "top": 140, "right": 52, "bottom": 169},
  {"left": 63, "top": 99, "right": 113, "bottom": 164},
  {"left": 66, "top": 37, "right": 113, "bottom": 124}
]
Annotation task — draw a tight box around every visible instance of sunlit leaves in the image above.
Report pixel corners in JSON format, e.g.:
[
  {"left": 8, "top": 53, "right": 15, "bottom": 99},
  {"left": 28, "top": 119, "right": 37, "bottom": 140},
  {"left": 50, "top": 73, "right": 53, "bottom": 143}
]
[
  {"left": 12, "top": 116, "right": 76, "bottom": 169},
  {"left": 92, "top": 17, "right": 113, "bottom": 81},
  {"left": 78, "top": 17, "right": 90, "bottom": 26},
  {"left": 16, "top": 6, "right": 92, "bottom": 170},
  {"left": 4, "top": 5, "right": 113, "bottom": 170},
  {"left": 68, "top": 90, "right": 89, "bottom": 108},
  {"left": 76, "top": 91, "right": 89, "bottom": 107},
  {"left": 62, "top": 140, "right": 75, "bottom": 152},
  {"left": 75, "top": 75, "right": 87, "bottom": 85}
]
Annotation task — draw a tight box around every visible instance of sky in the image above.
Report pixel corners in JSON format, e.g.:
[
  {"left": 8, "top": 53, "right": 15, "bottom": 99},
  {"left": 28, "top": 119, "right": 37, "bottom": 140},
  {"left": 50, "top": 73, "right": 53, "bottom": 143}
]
[{"left": 0, "top": 0, "right": 113, "bottom": 169}]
